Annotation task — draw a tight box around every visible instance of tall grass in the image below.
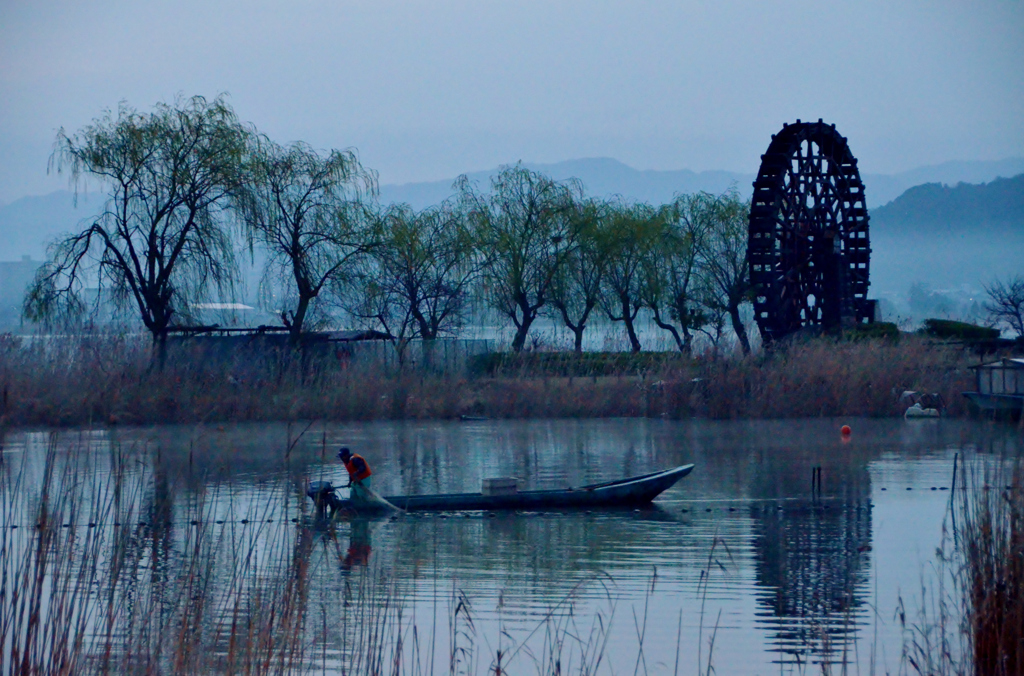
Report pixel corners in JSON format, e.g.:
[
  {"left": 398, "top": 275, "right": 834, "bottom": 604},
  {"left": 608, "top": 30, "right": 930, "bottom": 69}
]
[
  {"left": 0, "top": 439, "right": 649, "bottom": 675},
  {"left": 0, "top": 332, "right": 974, "bottom": 426},
  {"left": 959, "top": 460, "right": 1024, "bottom": 675},
  {"left": 0, "top": 439, "right": 316, "bottom": 675},
  {"left": 898, "top": 457, "right": 1024, "bottom": 676},
  {"left": 695, "top": 336, "right": 974, "bottom": 419}
]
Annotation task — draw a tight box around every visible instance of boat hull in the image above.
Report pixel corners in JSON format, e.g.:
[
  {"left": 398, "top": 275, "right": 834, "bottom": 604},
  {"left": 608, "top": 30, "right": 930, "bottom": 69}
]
[{"left": 309, "top": 464, "right": 694, "bottom": 514}]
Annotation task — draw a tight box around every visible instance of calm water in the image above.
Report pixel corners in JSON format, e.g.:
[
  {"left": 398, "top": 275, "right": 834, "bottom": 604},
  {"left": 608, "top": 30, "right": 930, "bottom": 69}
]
[{"left": 3, "top": 418, "right": 1021, "bottom": 674}]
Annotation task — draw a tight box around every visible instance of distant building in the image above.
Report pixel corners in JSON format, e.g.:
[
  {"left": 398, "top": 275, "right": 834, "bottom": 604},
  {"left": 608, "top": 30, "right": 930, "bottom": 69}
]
[{"left": 964, "top": 357, "right": 1024, "bottom": 416}]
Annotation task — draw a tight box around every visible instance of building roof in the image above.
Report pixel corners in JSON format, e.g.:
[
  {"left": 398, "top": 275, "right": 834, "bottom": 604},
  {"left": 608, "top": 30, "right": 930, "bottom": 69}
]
[
  {"left": 325, "top": 329, "right": 393, "bottom": 342},
  {"left": 971, "top": 357, "right": 1024, "bottom": 370}
]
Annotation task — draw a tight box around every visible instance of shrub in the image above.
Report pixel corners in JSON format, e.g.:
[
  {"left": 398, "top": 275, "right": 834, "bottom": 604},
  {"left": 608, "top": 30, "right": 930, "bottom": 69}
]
[
  {"left": 849, "top": 321, "right": 900, "bottom": 341},
  {"left": 921, "top": 319, "right": 1000, "bottom": 341},
  {"left": 469, "top": 351, "right": 692, "bottom": 377}
]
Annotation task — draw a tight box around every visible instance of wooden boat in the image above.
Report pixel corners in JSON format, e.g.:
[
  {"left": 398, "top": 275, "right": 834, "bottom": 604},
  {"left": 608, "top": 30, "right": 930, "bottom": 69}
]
[{"left": 307, "top": 464, "right": 694, "bottom": 514}]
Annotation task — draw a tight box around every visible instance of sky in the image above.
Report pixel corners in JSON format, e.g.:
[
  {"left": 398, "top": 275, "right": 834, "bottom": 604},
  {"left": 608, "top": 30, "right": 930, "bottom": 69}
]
[{"left": 1, "top": 0, "right": 1022, "bottom": 203}]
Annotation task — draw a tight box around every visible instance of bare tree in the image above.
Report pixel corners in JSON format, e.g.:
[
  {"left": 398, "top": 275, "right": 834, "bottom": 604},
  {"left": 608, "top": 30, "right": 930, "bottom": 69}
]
[
  {"left": 984, "top": 275, "right": 1024, "bottom": 337},
  {"left": 642, "top": 193, "right": 717, "bottom": 354},
  {"left": 460, "top": 164, "right": 581, "bottom": 352},
  {"left": 24, "top": 95, "right": 248, "bottom": 364},
  {"left": 233, "top": 138, "right": 377, "bottom": 344},
  {"left": 599, "top": 200, "right": 662, "bottom": 353}
]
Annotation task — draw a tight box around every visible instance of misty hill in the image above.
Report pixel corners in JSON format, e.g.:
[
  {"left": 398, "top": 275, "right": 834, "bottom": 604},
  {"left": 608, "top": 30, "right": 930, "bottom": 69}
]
[
  {"left": 871, "top": 173, "right": 1024, "bottom": 234},
  {"left": 0, "top": 190, "right": 104, "bottom": 261},
  {"left": 379, "top": 156, "right": 1024, "bottom": 210},
  {"left": 868, "top": 173, "right": 1024, "bottom": 304},
  {"left": 3, "top": 157, "right": 1022, "bottom": 264},
  {"left": 379, "top": 157, "right": 754, "bottom": 209}
]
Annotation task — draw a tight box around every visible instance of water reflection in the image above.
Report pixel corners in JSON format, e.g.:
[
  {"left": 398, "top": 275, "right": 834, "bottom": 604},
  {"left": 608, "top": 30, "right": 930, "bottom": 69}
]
[
  {"left": 3, "top": 418, "right": 1019, "bottom": 674},
  {"left": 341, "top": 520, "right": 373, "bottom": 573},
  {"left": 752, "top": 499, "right": 872, "bottom": 664}
]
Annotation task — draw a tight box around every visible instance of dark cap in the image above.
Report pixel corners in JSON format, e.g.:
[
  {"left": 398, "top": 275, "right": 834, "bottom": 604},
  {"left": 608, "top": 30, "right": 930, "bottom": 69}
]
[{"left": 337, "top": 446, "right": 351, "bottom": 460}]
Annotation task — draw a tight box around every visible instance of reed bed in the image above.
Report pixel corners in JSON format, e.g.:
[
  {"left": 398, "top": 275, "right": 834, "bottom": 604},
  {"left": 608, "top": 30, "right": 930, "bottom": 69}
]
[
  {"left": 0, "top": 440, "right": 651, "bottom": 675},
  {"left": 0, "top": 332, "right": 974, "bottom": 427},
  {"left": 897, "top": 456, "right": 1024, "bottom": 676},
  {"left": 959, "top": 460, "right": 1024, "bottom": 675},
  {"left": 0, "top": 439, "right": 317, "bottom": 675}
]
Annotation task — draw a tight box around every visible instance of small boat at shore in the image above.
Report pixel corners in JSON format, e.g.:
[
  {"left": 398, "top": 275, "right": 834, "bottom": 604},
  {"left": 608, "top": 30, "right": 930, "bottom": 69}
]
[{"left": 307, "top": 464, "right": 695, "bottom": 514}]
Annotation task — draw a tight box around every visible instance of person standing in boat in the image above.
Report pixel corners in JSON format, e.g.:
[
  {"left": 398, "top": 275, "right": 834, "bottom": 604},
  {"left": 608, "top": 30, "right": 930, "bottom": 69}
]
[{"left": 338, "top": 447, "right": 373, "bottom": 503}]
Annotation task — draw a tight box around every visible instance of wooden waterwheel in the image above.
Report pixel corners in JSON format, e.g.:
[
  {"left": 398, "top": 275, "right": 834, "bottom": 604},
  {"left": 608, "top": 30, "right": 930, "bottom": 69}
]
[{"left": 748, "top": 120, "right": 874, "bottom": 343}]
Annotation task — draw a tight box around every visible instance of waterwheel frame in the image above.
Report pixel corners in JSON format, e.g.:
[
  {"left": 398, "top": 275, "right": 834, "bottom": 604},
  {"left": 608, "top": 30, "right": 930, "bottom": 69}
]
[{"left": 748, "top": 120, "right": 874, "bottom": 344}]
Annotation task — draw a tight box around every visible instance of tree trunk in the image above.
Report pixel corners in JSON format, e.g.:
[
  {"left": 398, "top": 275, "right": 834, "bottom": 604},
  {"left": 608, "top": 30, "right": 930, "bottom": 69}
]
[
  {"left": 621, "top": 295, "right": 641, "bottom": 352},
  {"left": 290, "top": 294, "right": 312, "bottom": 346},
  {"left": 729, "top": 302, "right": 750, "bottom": 355},
  {"left": 556, "top": 303, "right": 590, "bottom": 354},
  {"left": 151, "top": 331, "right": 168, "bottom": 371},
  {"left": 650, "top": 306, "right": 686, "bottom": 353},
  {"left": 511, "top": 314, "right": 535, "bottom": 352},
  {"left": 413, "top": 307, "right": 433, "bottom": 340}
]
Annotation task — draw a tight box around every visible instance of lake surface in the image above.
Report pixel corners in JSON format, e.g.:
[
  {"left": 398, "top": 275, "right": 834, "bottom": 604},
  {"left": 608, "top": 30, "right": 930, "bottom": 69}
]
[{"left": 3, "top": 418, "right": 1020, "bottom": 674}]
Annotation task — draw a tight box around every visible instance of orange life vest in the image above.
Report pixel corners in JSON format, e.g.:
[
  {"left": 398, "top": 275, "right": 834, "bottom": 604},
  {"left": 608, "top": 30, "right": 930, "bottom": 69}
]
[{"left": 344, "top": 454, "right": 372, "bottom": 482}]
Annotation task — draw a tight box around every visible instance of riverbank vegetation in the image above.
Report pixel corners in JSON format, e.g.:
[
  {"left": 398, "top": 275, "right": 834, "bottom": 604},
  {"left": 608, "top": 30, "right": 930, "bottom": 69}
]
[
  {"left": 898, "top": 457, "right": 1024, "bottom": 676},
  {"left": 959, "top": 461, "right": 1024, "bottom": 675},
  {"left": 0, "top": 331, "right": 973, "bottom": 427},
  {"left": 9, "top": 95, "right": 1013, "bottom": 429}
]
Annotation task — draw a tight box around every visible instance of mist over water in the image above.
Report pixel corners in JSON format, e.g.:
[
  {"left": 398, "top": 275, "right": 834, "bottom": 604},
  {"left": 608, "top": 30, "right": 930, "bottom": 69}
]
[{"left": 5, "top": 418, "right": 1016, "bottom": 672}]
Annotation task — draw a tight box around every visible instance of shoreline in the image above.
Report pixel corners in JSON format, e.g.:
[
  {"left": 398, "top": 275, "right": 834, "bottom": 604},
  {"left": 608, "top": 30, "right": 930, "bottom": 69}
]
[{"left": 0, "top": 334, "right": 981, "bottom": 428}]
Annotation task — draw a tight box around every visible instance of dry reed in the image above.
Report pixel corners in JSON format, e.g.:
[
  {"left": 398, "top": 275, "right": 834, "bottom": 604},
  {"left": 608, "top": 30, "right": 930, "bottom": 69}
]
[
  {"left": 0, "top": 438, "right": 648, "bottom": 675},
  {"left": 0, "top": 438, "right": 316, "bottom": 675},
  {"left": 897, "top": 456, "right": 1024, "bottom": 676},
  {"left": 959, "top": 460, "right": 1024, "bottom": 675},
  {"left": 0, "top": 332, "right": 976, "bottom": 427}
]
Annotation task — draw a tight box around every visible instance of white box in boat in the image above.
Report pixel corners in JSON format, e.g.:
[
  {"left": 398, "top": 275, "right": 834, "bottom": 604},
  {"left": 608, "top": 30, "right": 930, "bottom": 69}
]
[{"left": 482, "top": 477, "right": 518, "bottom": 496}]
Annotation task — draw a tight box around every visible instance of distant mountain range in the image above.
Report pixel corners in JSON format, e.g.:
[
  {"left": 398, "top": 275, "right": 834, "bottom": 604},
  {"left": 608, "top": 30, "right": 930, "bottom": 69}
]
[
  {"left": 2, "top": 157, "right": 1022, "bottom": 263},
  {"left": 379, "top": 158, "right": 752, "bottom": 210},
  {"left": 379, "top": 156, "right": 1024, "bottom": 210},
  {"left": 871, "top": 173, "right": 1024, "bottom": 234},
  {"left": 866, "top": 172, "right": 1024, "bottom": 301},
  {"left": 0, "top": 191, "right": 106, "bottom": 262}
]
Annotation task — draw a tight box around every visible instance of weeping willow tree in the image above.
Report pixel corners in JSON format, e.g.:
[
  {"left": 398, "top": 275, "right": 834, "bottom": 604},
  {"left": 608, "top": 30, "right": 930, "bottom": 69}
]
[
  {"left": 24, "top": 95, "right": 249, "bottom": 364},
  {"left": 641, "top": 192, "right": 718, "bottom": 354},
  {"left": 699, "top": 190, "right": 753, "bottom": 354},
  {"left": 353, "top": 201, "right": 481, "bottom": 340},
  {"left": 232, "top": 138, "right": 378, "bottom": 344},
  {"left": 459, "top": 163, "right": 582, "bottom": 352},
  {"left": 598, "top": 200, "right": 664, "bottom": 353},
  {"left": 547, "top": 198, "right": 609, "bottom": 353}
]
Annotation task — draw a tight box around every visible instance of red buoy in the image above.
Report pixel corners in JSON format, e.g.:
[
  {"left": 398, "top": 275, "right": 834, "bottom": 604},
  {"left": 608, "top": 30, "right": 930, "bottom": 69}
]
[{"left": 841, "top": 425, "right": 852, "bottom": 436}]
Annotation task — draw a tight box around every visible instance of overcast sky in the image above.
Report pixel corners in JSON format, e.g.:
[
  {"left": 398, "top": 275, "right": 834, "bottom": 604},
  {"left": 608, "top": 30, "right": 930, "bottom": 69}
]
[{"left": 1, "top": 0, "right": 1021, "bottom": 203}]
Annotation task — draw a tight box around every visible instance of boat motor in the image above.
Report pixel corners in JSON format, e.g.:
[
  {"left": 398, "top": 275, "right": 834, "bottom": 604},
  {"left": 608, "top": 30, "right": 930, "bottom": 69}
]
[{"left": 307, "top": 481, "right": 344, "bottom": 517}]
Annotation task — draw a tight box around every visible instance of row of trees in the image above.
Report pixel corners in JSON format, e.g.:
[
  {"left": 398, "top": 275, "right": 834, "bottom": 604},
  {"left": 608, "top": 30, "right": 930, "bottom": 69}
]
[{"left": 25, "top": 96, "right": 753, "bottom": 361}]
